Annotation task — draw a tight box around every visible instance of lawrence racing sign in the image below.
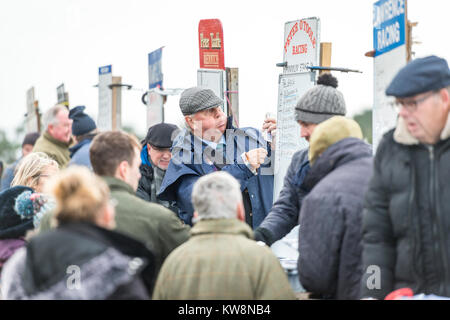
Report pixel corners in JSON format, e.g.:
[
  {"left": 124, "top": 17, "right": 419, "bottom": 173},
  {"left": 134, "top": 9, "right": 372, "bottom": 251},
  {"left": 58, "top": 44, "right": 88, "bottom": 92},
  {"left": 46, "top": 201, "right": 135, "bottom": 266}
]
[
  {"left": 283, "top": 17, "right": 320, "bottom": 74},
  {"left": 373, "top": 0, "right": 406, "bottom": 56}
]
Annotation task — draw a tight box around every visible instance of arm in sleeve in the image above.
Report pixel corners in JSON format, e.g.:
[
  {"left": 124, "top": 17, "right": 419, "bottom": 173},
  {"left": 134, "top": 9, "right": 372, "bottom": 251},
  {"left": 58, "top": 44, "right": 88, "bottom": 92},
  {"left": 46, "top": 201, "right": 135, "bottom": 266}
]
[
  {"left": 257, "top": 155, "right": 307, "bottom": 244},
  {"left": 298, "top": 194, "right": 344, "bottom": 297},
  {"left": 360, "top": 142, "right": 396, "bottom": 299}
]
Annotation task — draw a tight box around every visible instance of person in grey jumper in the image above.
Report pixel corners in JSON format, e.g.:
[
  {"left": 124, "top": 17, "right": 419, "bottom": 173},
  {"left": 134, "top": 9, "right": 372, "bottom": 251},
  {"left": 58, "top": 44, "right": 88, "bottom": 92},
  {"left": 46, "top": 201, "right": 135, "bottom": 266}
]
[{"left": 254, "top": 73, "right": 347, "bottom": 245}]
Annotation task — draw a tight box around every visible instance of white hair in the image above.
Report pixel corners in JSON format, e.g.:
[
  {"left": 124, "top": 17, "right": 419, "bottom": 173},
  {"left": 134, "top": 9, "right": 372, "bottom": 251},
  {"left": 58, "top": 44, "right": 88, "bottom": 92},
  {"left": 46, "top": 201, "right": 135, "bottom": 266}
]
[
  {"left": 42, "top": 104, "right": 67, "bottom": 130},
  {"left": 191, "top": 171, "right": 242, "bottom": 221}
]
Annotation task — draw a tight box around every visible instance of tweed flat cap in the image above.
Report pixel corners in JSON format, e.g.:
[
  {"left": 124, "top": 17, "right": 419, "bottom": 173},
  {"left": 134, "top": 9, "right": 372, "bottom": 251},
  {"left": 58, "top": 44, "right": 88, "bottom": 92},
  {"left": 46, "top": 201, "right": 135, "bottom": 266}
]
[
  {"left": 386, "top": 55, "right": 450, "bottom": 98},
  {"left": 179, "top": 87, "right": 223, "bottom": 116},
  {"left": 295, "top": 73, "right": 347, "bottom": 124}
]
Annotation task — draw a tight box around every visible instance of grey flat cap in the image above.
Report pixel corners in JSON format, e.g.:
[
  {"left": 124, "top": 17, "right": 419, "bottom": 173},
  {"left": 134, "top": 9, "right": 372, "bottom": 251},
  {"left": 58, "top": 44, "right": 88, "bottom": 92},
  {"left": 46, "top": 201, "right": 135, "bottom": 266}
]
[{"left": 179, "top": 87, "right": 223, "bottom": 116}]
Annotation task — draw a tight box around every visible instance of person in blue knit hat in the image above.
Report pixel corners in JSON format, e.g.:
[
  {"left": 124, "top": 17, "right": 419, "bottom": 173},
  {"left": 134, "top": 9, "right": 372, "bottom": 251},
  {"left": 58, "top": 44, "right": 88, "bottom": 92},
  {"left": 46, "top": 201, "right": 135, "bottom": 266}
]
[{"left": 68, "top": 106, "right": 98, "bottom": 169}]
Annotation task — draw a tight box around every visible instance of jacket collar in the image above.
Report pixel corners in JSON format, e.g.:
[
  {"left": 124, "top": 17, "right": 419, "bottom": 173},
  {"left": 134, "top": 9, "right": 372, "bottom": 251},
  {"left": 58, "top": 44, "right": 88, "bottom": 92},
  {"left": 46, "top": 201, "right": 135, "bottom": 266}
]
[
  {"left": 102, "top": 176, "right": 135, "bottom": 195},
  {"left": 43, "top": 131, "right": 72, "bottom": 148},
  {"left": 191, "top": 218, "right": 253, "bottom": 239},
  {"left": 394, "top": 112, "right": 450, "bottom": 145}
]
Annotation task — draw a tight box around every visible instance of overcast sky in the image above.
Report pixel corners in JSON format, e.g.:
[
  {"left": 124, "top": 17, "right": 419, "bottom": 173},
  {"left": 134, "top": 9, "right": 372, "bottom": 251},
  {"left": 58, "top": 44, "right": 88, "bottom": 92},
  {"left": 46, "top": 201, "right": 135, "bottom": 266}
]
[{"left": 1, "top": 0, "right": 449, "bottom": 140}]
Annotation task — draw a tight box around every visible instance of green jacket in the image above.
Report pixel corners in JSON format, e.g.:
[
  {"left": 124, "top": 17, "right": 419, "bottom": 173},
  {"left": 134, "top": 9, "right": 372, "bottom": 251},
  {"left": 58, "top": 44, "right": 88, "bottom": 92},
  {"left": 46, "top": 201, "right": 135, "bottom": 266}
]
[
  {"left": 153, "top": 219, "right": 296, "bottom": 300},
  {"left": 104, "top": 177, "right": 190, "bottom": 275},
  {"left": 32, "top": 132, "right": 71, "bottom": 168}
]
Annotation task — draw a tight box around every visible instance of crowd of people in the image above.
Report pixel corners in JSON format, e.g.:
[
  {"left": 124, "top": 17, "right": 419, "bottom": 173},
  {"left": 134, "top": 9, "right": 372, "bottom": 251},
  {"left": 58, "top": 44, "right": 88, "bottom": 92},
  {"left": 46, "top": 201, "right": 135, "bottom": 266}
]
[{"left": 0, "top": 54, "right": 449, "bottom": 300}]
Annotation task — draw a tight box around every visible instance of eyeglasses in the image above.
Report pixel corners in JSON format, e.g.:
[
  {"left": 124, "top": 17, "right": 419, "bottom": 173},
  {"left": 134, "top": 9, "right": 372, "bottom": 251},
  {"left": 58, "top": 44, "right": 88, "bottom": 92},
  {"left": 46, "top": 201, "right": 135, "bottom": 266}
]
[{"left": 391, "top": 91, "right": 438, "bottom": 113}]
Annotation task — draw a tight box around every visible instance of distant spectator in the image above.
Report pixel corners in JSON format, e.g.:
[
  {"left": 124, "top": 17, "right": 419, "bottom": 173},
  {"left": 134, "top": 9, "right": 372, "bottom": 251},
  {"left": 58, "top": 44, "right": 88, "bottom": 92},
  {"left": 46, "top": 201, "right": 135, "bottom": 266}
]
[
  {"left": 68, "top": 106, "right": 98, "bottom": 170},
  {"left": 153, "top": 171, "right": 296, "bottom": 300},
  {"left": 137, "top": 123, "right": 179, "bottom": 213},
  {"left": 1, "top": 132, "right": 40, "bottom": 191},
  {"left": 11, "top": 152, "right": 59, "bottom": 193},
  {"left": 297, "top": 116, "right": 372, "bottom": 300},
  {"left": 1, "top": 166, "right": 157, "bottom": 300},
  {"left": 33, "top": 104, "right": 73, "bottom": 168}
]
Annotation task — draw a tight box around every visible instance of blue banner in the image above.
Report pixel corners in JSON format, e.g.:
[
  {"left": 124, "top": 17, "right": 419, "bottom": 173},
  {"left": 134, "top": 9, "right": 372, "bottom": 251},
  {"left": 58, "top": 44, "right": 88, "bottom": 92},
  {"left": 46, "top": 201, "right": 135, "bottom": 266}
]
[
  {"left": 148, "top": 48, "right": 163, "bottom": 89},
  {"left": 373, "top": 0, "right": 406, "bottom": 56},
  {"left": 98, "top": 65, "right": 112, "bottom": 75}
]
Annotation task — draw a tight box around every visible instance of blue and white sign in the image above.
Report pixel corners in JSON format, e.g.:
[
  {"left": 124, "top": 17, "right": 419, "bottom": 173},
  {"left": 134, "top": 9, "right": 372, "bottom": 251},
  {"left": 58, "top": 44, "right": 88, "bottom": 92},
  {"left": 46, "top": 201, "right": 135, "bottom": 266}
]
[
  {"left": 148, "top": 47, "right": 163, "bottom": 89},
  {"left": 373, "top": 0, "right": 406, "bottom": 56},
  {"left": 98, "top": 64, "right": 113, "bottom": 131}
]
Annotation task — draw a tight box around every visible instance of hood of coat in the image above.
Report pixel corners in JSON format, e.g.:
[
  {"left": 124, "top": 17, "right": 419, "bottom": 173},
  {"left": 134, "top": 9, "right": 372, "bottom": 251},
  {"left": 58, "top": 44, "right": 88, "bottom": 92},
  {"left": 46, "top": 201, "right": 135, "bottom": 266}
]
[
  {"left": 191, "top": 218, "right": 253, "bottom": 240},
  {"left": 3, "top": 222, "right": 153, "bottom": 300},
  {"left": 0, "top": 238, "right": 26, "bottom": 266},
  {"left": 394, "top": 111, "right": 450, "bottom": 145},
  {"left": 302, "top": 137, "right": 372, "bottom": 191}
]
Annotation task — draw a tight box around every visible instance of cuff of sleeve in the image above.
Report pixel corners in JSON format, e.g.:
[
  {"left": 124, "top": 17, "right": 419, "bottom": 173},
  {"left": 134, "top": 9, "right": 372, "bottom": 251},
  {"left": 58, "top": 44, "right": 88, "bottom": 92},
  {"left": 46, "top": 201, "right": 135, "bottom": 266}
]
[{"left": 240, "top": 152, "right": 257, "bottom": 175}]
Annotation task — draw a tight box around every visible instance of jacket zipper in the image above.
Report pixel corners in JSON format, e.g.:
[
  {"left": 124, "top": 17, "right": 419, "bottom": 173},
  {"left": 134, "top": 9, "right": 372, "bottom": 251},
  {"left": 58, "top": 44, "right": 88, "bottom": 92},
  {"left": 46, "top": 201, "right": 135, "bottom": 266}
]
[{"left": 428, "top": 145, "right": 447, "bottom": 295}]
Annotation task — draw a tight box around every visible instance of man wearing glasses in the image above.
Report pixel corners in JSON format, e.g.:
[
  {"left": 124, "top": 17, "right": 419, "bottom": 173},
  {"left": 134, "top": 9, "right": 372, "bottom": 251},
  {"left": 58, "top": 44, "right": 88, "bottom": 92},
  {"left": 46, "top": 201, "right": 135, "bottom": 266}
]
[{"left": 361, "top": 55, "right": 450, "bottom": 299}]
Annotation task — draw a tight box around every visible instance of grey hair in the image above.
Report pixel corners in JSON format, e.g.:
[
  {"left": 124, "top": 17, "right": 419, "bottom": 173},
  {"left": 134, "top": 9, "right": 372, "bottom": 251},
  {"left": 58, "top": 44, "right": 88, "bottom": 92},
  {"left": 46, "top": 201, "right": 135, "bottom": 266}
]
[
  {"left": 42, "top": 104, "right": 67, "bottom": 130},
  {"left": 191, "top": 171, "right": 242, "bottom": 221}
]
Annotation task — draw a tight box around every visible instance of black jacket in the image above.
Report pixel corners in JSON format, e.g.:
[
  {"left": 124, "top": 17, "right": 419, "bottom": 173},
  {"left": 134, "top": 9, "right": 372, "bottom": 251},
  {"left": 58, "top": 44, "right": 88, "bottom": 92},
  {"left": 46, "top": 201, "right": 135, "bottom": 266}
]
[
  {"left": 1, "top": 222, "right": 156, "bottom": 300},
  {"left": 361, "top": 118, "right": 450, "bottom": 299},
  {"left": 298, "top": 138, "right": 373, "bottom": 300}
]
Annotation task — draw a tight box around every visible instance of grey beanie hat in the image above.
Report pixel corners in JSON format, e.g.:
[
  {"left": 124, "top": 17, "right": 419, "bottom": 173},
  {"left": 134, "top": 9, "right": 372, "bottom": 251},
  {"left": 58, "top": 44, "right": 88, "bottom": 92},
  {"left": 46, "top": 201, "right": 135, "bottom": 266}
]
[
  {"left": 295, "top": 73, "right": 346, "bottom": 124},
  {"left": 179, "top": 87, "right": 224, "bottom": 116}
]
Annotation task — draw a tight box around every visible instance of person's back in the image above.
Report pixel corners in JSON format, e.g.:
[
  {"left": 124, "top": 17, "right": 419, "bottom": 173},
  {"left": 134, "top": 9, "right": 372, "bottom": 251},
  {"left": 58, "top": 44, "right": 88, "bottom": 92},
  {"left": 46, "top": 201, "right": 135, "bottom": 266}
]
[
  {"left": 105, "top": 176, "right": 190, "bottom": 274},
  {"left": 297, "top": 117, "right": 372, "bottom": 299},
  {"left": 153, "top": 171, "right": 295, "bottom": 300}
]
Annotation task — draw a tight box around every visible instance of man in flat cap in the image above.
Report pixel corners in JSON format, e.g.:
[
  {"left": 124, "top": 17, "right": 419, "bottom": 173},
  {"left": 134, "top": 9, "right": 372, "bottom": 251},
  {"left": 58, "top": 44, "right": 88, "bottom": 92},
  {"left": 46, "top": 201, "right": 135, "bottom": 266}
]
[
  {"left": 158, "top": 87, "right": 273, "bottom": 228},
  {"left": 361, "top": 55, "right": 450, "bottom": 299},
  {"left": 137, "top": 123, "right": 179, "bottom": 213}
]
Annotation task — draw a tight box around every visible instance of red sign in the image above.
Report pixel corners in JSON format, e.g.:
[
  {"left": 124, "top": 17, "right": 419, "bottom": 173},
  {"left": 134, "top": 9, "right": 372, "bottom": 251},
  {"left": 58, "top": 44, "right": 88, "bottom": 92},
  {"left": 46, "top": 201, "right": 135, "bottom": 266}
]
[{"left": 198, "top": 19, "right": 225, "bottom": 70}]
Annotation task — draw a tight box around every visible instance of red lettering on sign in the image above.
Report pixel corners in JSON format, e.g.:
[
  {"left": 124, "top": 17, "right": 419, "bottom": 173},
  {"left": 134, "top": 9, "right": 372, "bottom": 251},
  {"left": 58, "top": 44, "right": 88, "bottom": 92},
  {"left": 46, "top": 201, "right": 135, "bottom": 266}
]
[
  {"left": 292, "top": 44, "right": 308, "bottom": 55},
  {"left": 285, "top": 20, "right": 317, "bottom": 53}
]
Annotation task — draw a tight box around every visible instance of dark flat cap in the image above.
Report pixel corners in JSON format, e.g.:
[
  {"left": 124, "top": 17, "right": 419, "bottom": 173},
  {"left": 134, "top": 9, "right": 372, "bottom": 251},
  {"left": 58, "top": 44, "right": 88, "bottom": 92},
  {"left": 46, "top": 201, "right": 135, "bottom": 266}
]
[
  {"left": 179, "top": 87, "right": 223, "bottom": 116},
  {"left": 145, "top": 123, "right": 179, "bottom": 148},
  {"left": 386, "top": 55, "right": 450, "bottom": 98}
]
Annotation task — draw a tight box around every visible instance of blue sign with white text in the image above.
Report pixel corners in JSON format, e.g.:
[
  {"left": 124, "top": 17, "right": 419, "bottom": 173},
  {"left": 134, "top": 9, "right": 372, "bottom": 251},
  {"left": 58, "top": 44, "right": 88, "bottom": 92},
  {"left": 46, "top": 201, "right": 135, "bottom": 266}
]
[
  {"left": 148, "top": 48, "right": 163, "bottom": 89},
  {"left": 373, "top": 0, "right": 406, "bottom": 56},
  {"left": 99, "top": 65, "right": 112, "bottom": 75}
]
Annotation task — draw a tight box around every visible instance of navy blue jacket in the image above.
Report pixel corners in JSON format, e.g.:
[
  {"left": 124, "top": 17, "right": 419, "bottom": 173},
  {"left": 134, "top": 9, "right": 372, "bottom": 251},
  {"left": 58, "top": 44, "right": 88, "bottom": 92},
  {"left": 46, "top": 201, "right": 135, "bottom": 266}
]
[
  {"left": 68, "top": 138, "right": 93, "bottom": 170},
  {"left": 298, "top": 138, "right": 373, "bottom": 300},
  {"left": 158, "top": 117, "right": 274, "bottom": 228}
]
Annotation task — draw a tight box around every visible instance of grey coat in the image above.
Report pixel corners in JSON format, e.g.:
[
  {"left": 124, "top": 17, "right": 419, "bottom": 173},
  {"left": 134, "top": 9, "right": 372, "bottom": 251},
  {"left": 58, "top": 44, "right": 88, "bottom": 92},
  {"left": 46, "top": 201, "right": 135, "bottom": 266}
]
[{"left": 298, "top": 138, "right": 373, "bottom": 300}]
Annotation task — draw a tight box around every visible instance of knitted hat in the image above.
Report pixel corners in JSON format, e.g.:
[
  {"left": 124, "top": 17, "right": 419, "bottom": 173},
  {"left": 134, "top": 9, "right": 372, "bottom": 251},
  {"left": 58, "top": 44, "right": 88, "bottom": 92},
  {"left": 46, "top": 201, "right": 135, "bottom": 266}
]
[
  {"left": 144, "top": 123, "right": 179, "bottom": 148},
  {"left": 295, "top": 73, "right": 347, "bottom": 124},
  {"left": 69, "top": 106, "right": 97, "bottom": 136},
  {"left": 179, "top": 87, "right": 223, "bottom": 116},
  {"left": 308, "top": 116, "right": 363, "bottom": 165},
  {"left": 0, "top": 186, "right": 34, "bottom": 239},
  {"left": 14, "top": 191, "right": 55, "bottom": 229},
  {"left": 386, "top": 55, "right": 450, "bottom": 98},
  {"left": 22, "top": 132, "right": 40, "bottom": 147}
]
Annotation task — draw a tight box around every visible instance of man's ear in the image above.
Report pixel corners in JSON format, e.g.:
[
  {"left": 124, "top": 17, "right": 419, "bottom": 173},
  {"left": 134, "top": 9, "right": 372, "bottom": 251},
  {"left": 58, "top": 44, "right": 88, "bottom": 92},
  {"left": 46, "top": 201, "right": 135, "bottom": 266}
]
[
  {"left": 185, "top": 116, "right": 194, "bottom": 131},
  {"left": 115, "top": 160, "right": 129, "bottom": 181},
  {"left": 236, "top": 202, "right": 245, "bottom": 222}
]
